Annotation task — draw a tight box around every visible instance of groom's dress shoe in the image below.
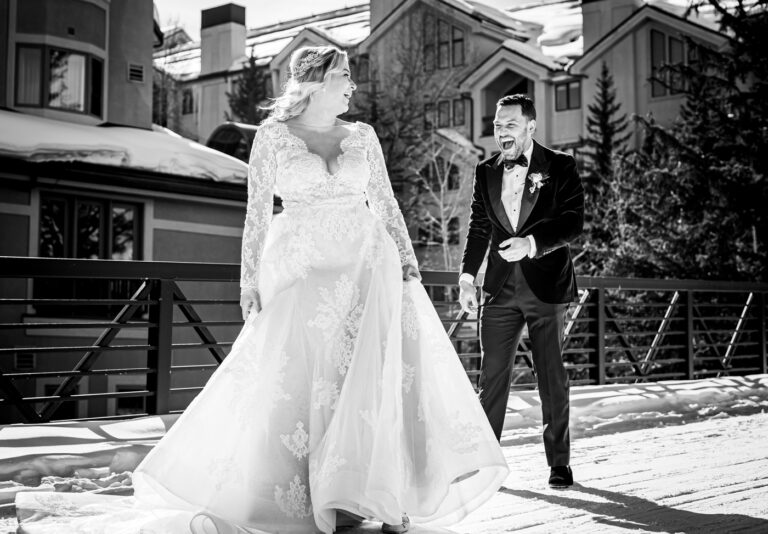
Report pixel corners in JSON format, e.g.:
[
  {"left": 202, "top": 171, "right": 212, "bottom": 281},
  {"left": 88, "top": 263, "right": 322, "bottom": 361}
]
[{"left": 548, "top": 465, "right": 573, "bottom": 488}]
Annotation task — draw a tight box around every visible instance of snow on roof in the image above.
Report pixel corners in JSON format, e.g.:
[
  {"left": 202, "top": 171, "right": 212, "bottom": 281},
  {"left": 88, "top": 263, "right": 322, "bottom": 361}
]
[
  {"left": 477, "top": 0, "right": 725, "bottom": 63},
  {"left": 500, "top": 37, "right": 565, "bottom": 70},
  {"left": 154, "top": 9, "right": 369, "bottom": 82},
  {"left": 0, "top": 110, "right": 248, "bottom": 183}
]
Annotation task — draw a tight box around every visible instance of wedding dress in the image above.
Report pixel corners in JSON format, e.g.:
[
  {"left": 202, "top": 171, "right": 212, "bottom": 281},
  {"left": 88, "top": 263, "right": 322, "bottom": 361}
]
[{"left": 17, "top": 121, "right": 508, "bottom": 534}]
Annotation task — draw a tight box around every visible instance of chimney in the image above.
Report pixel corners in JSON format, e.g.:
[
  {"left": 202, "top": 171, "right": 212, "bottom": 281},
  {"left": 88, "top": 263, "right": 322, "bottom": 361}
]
[
  {"left": 370, "top": 0, "right": 405, "bottom": 31},
  {"left": 582, "top": 0, "right": 643, "bottom": 52},
  {"left": 200, "top": 3, "right": 246, "bottom": 75}
]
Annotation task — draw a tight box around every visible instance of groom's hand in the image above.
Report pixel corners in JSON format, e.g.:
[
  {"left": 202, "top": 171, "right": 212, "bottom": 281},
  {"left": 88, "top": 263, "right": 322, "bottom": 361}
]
[
  {"left": 499, "top": 237, "right": 531, "bottom": 262},
  {"left": 458, "top": 280, "right": 478, "bottom": 314}
]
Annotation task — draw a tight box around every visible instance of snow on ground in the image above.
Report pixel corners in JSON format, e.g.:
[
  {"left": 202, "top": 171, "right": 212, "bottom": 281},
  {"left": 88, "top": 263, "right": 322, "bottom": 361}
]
[{"left": 1, "top": 375, "right": 767, "bottom": 533}]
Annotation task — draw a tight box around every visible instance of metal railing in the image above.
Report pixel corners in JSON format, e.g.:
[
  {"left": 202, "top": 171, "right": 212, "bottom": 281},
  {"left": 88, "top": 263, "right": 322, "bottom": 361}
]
[{"left": 1, "top": 257, "right": 765, "bottom": 424}]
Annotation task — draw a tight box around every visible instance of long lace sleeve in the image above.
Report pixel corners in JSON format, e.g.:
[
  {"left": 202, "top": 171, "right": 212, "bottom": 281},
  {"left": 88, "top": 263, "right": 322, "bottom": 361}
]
[
  {"left": 240, "top": 124, "right": 278, "bottom": 292},
  {"left": 362, "top": 123, "right": 418, "bottom": 268}
]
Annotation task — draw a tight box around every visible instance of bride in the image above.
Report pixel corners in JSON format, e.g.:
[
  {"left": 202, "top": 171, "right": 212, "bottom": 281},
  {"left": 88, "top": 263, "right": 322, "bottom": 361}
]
[{"left": 26, "top": 46, "right": 508, "bottom": 534}]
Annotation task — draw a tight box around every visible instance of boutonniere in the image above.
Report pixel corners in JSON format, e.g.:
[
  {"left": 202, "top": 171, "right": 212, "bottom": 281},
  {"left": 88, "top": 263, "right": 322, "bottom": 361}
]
[{"left": 528, "top": 172, "right": 549, "bottom": 194}]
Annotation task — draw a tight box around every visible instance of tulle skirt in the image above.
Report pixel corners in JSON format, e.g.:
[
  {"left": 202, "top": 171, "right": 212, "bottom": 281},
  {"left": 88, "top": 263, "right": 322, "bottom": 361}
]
[{"left": 21, "top": 202, "right": 508, "bottom": 534}]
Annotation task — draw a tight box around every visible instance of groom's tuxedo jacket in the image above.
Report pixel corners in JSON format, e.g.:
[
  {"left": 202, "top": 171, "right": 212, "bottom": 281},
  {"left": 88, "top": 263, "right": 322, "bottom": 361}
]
[{"left": 461, "top": 140, "right": 584, "bottom": 304}]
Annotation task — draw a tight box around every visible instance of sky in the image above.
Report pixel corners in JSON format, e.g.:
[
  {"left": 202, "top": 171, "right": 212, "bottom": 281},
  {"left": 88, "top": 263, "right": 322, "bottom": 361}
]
[{"left": 153, "top": 0, "right": 368, "bottom": 40}]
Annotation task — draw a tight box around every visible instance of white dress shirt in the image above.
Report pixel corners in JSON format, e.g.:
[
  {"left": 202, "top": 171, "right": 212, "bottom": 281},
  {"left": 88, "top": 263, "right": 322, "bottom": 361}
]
[{"left": 460, "top": 142, "right": 537, "bottom": 287}]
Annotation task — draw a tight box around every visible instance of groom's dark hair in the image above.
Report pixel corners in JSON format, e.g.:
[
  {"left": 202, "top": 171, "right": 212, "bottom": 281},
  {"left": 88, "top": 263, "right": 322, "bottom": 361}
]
[{"left": 497, "top": 94, "right": 536, "bottom": 121}]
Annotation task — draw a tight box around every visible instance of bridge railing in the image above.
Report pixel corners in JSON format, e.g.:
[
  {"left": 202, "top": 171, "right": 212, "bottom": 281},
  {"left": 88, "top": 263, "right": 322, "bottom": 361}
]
[{"left": 0, "top": 256, "right": 765, "bottom": 424}]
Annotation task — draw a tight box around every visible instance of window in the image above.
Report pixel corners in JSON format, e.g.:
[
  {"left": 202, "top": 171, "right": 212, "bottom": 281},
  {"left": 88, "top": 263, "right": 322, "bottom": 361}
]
[
  {"left": 438, "top": 100, "right": 450, "bottom": 127},
  {"left": 423, "top": 13, "right": 436, "bottom": 72},
  {"left": 356, "top": 55, "right": 370, "bottom": 83},
  {"left": 15, "top": 44, "right": 104, "bottom": 117},
  {"left": 39, "top": 194, "right": 139, "bottom": 260},
  {"left": 36, "top": 194, "right": 142, "bottom": 317},
  {"left": 668, "top": 36, "right": 684, "bottom": 93},
  {"left": 438, "top": 20, "right": 450, "bottom": 69},
  {"left": 452, "top": 27, "right": 465, "bottom": 67},
  {"left": 424, "top": 103, "right": 435, "bottom": 130},
  {"left": 182, "top": 88, "right": 194, "bottom": 115},
  {"left": 448, "top": 163, "right": 461, "bottom": 190},
  {"left": 448, "top": 217, "right": 460, "bottom": 245},
  {"left": 453, "top": 98, "right": 466, "bottom": 126},
  {"left": 49, "top": 49, "right": 86, "bottom": 111},
  {"left": 16, "top": 46, "right": 42, "bottom": 105},
  {"left": 650, "top": 30, "right": 666, "bottom": 97},
  {"left": 651, "top": 29, "right": 687, "bottom": 97},
  {"left": 421, "top": 156, "right": 444, "bottom": 191},
  {"left": 555, "top": 80, "right": 581, "bottom": 111},
  {"left": 423, "top": 13, "right": 465, "bottom": 72}
]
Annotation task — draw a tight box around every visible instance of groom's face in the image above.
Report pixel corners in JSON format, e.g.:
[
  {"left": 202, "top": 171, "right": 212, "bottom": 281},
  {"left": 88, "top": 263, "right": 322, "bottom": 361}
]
[{"left": 494, "top": 105, "right": 536, "bottom": 159}]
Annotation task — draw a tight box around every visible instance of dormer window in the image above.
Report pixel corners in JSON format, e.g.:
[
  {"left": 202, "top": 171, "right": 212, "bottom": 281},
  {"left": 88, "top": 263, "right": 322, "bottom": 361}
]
[
  {"left": 423, "top": 12, "right": 466, "bottom": 72},
  {"left": 650, "top": 29, "right": 686, "bottom": 97},
  {"left": 15, "top": 44, "right": 104, "bottom": 117}
]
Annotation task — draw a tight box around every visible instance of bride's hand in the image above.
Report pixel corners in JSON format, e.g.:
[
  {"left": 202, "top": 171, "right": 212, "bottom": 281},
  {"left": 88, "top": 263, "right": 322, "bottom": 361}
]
[
  {"left": 402, "top": 264, "right": 421, "bottom": 281},
  {"left": 240, "top": 288, "right": 262, "bottom": 320}
]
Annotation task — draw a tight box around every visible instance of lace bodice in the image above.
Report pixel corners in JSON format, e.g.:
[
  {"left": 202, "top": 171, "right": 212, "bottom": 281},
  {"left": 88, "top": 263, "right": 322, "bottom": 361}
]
[{"left": 240, "top": 121, "right": 417, "bottom": 291}]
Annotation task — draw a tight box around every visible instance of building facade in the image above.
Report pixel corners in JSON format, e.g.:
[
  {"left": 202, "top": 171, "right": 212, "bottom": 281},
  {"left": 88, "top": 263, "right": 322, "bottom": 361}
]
[
  {"left": 153, "top": 0, "right": 728, "bottom": 269},
  {"left": 0, "top": 0, "right": 252, "bottom": 422}
]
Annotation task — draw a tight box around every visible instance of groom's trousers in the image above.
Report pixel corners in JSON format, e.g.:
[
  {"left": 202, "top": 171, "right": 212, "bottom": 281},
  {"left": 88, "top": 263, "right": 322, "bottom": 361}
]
[{"left": 478, "top": 262, "right": 570, "bottom": 467}]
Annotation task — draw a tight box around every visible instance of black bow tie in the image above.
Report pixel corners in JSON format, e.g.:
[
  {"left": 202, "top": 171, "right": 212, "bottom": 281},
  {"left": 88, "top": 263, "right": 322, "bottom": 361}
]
[{"left": 503, "top": 154, "right": 528, "bottom": 170}]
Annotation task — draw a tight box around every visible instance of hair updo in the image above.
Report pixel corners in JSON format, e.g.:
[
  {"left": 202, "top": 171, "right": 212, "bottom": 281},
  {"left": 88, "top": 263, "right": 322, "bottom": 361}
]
[{"left": 264, "top": 45, "right": 349, "bottom": 123}]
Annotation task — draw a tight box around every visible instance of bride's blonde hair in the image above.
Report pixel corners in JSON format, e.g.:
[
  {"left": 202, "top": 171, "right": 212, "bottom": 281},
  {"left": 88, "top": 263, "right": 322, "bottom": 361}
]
[{"left": 264, "top": 46, "right": 349, "bottom": 123}]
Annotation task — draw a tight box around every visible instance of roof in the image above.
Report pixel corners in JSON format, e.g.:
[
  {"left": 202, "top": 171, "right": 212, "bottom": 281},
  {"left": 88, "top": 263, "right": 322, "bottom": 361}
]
[
  {"left": 458, "top": 35, "right": 564, "bottom": 89},
  {"left": 570, "top": 3, "right": 727, "bottom": 71},
  {"left": 154, "top": 6, "right": 370, "bottom": 82},
  {"left": 0, "top": 110, "right": 247, "bottom": 183},
  {"left": 362, "top": 0, "right": 541, "bottom": 51}
]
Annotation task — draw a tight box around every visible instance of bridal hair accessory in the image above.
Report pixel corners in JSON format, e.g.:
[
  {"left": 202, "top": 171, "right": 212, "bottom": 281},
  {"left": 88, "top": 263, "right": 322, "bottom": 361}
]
[
  {"left": 293, "top": 50, "right": 324, "bottom": 79},
  {"left": 528, "top": 172, "right": 549, "bottom": 194}
]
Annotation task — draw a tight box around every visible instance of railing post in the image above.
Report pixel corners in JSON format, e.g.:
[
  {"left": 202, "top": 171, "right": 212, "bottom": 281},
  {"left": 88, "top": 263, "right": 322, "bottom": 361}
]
[
  {"left": 147, "top": 279, "right": 173, "bottom": 414},
  {"left": 595, "top": 288, "right": 606, "bottom": 385},
  {"left": 685, "top": 290, "right": 695, "bottom": 379},
  {"left": 759, "top": 291, "right": 767, "bottom": 374}
]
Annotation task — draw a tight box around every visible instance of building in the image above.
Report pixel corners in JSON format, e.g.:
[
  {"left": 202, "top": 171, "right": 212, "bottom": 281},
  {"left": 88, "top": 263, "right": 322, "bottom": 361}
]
[
  {"left": 153, "top": 3, "right": 370, "bottom": 143},
  {"left": 0, "top": 0, "right": 253, "bottom": 422},
  {"left": 154, "top": 0, "right": 728, "bottom": 269}
]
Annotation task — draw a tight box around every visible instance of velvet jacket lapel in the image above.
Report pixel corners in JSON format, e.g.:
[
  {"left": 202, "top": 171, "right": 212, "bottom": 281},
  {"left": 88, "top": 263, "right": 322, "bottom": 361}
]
[
  {"left": 486, "top": 141, "right": 550, "bottom": 236},
  {"left": 517, "top": 141, "right": 549, "bottom": 232}
]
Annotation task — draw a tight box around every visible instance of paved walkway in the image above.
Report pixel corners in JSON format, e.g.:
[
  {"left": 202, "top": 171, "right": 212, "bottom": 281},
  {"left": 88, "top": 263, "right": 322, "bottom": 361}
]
[
  {"left": 456, "top": 412, "right": 768, "bottom": 534},
  {"left": 3, "top": 377, "right": 768, "bottom": 533}
]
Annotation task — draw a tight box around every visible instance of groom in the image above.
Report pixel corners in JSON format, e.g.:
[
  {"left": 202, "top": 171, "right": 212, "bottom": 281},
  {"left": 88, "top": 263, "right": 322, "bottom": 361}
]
[{"left": 458, "top": 94, "right": 584, "bottom": 488}]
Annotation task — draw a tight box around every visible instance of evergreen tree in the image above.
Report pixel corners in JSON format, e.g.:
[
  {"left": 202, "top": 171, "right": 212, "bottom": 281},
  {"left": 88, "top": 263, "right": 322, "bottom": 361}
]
[
  {"left": 581, "top": 61, "right": 631, "bottom": 197},
  {"left": 576, "top": 61, "right": 632, "bottom": 275},
  {"left": 226, "top": 51, "right": 270, "bottom": 125},
  {"left": 609, "top": 0, "right": 768, "bottom": 281}
]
